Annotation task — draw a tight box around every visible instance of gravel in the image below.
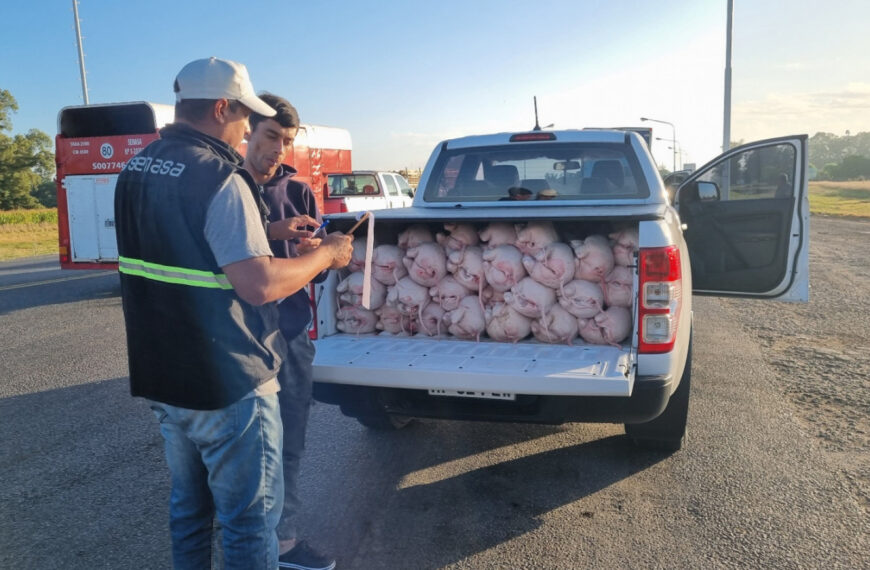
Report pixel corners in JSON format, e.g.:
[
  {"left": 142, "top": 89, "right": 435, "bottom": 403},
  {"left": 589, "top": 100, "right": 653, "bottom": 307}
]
[{"left": 716, "top": 215, "right": 870, "bottom": 512}]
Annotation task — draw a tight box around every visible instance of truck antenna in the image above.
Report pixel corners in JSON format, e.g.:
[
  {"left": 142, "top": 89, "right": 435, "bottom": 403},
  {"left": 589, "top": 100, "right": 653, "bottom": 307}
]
[{"left": 533, "top": 96, "right": 541, "bottom": 131}]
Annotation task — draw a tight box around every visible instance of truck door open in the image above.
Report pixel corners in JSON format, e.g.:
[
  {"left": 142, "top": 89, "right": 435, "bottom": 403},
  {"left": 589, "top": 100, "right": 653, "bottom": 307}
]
[{"left": 678, "top": 135, "right": 809, "bottom": 302}]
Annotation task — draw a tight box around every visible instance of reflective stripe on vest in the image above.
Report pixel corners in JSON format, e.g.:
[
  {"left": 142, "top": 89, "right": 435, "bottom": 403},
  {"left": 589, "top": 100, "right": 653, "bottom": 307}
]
[{"left": 118, "top": 256, "right": 233, "bottom": 290}]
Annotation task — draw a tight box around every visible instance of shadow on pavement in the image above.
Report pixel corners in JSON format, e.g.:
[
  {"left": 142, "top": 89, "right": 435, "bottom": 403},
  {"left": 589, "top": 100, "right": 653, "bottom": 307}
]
[{"left": 302, "top": 413, "right": 670, "bottom": 569}]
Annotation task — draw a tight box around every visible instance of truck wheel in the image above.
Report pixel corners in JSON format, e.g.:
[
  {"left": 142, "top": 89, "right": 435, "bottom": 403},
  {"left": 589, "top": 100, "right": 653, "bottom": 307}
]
[
  {"left": 354, "top": 412, "right": 414, "bottom": 431},
  {"left": 625, "top": 340, "right": 692, "bottom": 452}
]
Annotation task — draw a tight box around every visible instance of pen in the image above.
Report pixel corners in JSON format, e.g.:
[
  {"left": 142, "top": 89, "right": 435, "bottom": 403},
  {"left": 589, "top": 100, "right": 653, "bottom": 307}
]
[{"left": 313, "top": 219, "right": 331, "bottom": 238}]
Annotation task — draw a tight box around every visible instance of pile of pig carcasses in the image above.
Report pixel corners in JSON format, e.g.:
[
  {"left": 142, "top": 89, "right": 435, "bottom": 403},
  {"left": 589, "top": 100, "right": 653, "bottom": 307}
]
[{"left": 334, "top": 221, "right": 639, "bottom": 347}]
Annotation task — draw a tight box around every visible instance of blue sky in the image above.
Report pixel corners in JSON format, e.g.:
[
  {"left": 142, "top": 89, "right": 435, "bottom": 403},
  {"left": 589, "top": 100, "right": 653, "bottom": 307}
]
[{"left": 3, "top": 1, "right": 869, "bottom": 171}]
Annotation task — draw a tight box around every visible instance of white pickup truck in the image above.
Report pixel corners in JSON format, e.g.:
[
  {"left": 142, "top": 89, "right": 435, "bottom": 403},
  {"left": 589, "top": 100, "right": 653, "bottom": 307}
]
[
  {"left": 322, "top": 170, "right": 414, "bottom": 214},
  {"left": 310, "top": 129, "right": 809, "bottom": 450}
]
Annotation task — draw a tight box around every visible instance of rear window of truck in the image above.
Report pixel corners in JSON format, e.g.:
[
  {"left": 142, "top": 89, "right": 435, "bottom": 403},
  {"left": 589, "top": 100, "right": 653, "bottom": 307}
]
[
  {"left": 328, "top": 174, "right": 379, "bottom": 196},
  {"left": 423, "top": 142, "right": 650, "bottom": 202}
]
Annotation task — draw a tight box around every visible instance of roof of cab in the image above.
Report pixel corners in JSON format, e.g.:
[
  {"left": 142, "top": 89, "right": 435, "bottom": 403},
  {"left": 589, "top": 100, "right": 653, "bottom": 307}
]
[{"left": 444, "top": 129, "right": 629, "bottom": 149}]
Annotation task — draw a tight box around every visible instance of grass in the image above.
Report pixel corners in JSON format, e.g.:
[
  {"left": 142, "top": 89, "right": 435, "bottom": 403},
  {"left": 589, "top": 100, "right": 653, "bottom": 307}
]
[
  {"left": 0, "top": 221, "right": 58, "bottom": 261},
  {"left": 0, "top": 184, "right": 867, "bottom": 262},
  {"left": 808, "top": 180, "right": 870, "bottom": 218}
]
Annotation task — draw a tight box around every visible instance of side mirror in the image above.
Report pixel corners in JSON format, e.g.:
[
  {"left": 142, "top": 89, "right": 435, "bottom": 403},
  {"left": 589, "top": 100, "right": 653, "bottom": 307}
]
[{"left": 697, "top": 181, "right": 720, "bottom": 202}]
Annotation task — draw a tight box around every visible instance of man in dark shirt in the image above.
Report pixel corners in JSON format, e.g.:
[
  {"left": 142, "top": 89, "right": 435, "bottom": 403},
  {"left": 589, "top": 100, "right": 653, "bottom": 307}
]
[{"left": 244, "top": 92, "right": 335, "bottom": 570}]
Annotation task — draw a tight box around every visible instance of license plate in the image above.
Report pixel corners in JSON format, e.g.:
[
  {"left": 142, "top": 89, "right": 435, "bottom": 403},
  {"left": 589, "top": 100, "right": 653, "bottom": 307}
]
[{"left": 428, "top": 389, "right": 516, "bottom": 401}]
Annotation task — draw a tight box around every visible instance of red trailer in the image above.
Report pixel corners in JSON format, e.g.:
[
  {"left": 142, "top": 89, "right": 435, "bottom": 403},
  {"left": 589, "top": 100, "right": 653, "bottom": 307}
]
[{"left": 55, "top": 101, "right": 353, "bottom": 269}]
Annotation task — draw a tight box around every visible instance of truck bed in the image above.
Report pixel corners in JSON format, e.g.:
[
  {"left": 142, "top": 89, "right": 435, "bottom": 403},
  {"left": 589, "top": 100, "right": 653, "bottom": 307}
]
[{"left": 313, "top": 334, "right": 634, "bottom": 397}]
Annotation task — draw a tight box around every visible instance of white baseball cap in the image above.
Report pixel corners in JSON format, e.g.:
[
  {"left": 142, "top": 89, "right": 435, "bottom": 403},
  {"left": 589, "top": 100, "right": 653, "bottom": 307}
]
[{"left": 174, "top": 57, "right": 276, "bottom": 117}]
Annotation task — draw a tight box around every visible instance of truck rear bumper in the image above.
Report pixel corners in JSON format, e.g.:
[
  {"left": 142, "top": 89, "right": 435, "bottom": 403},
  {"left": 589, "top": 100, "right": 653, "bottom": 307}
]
[{"left": 313, "top": 375, "right": 673, "bottom": 425}]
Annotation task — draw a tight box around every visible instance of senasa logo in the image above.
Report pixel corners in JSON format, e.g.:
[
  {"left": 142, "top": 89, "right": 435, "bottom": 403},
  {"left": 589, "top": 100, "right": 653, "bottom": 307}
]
[{"left": 100, "top": 143, "right": 114, "bottom": 159}]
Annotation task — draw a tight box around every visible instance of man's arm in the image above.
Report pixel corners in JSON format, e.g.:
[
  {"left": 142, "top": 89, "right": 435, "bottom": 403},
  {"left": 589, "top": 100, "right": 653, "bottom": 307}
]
[
  {"left": 223, "top": 233, "right": 351, "bottom": 306},
  {"left": 204, "top": 174, "right": 352, "bottom": 306}
]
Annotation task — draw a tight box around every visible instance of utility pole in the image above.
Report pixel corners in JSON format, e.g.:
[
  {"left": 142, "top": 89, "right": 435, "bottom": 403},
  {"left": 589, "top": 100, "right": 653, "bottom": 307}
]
[
  {"left": 641, "top": 117, "right": 676, "bottom": 173},
  {"left": 72, "top": 0, "right": 89, "bottom": 104},
  {"left": 723, "top": 0, "right": 733, "bottom": 152}
]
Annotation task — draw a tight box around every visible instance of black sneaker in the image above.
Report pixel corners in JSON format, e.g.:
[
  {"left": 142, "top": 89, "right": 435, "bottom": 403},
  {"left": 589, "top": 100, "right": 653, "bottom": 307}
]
[{"left": 278, "top": 540, "right": 336, "bottom": 570}]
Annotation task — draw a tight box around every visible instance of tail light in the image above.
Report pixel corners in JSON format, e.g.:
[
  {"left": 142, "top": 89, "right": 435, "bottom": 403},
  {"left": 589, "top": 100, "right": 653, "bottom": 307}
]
[
  {"left": 638, "top": 245, "right": 682, "bottom": 353},
  {"left": 323, "top": 198, "right": 348, "bottom": 214}
]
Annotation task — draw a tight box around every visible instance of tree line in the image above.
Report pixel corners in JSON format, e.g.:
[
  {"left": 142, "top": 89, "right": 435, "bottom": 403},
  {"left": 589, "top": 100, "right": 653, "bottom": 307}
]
[
  {"left": 0, "top": 89, "right": 55, "bottom": 210},
  {"left": 808, "top": 131, "right": 870, "bottom": 180}
]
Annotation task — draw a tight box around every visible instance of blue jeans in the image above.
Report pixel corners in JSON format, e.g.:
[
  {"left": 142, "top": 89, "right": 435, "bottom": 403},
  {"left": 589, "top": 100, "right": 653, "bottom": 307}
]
[
  {"left": 150, "top": 395, "right": 284, "bottom": 569},
  {"left": 276, "top": 328, "right": 315, "bottom": 542}
]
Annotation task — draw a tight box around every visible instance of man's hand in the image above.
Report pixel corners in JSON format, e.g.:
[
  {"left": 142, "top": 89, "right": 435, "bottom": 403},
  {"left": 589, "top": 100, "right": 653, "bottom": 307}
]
[
  {"left": 322, "top": 232, "right": 353, "bottom": 269},
  {"left": 268, "top": 215, "right": 319, "bottom": 240},
  {"left": 296, "top": 237, "right": 322, "bottom": 255}
]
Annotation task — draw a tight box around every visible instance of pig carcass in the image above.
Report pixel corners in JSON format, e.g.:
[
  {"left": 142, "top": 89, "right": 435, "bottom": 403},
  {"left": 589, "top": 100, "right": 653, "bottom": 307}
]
[
  {"left": 436, "top": 222, "right": 479, "bottom": 252},
  {"left": 515, "top": 221, "right": 559, "bottom": 256},
  {"left": 447, "top": 246, "right": 486, "bottom": 293},
  {"left": 558, "top": 279, "right": 605, "bottom": 318},
  {"left": 418, "top": 302, "right": 447, "bottom": 336},
  {"left": 443, "top": 295, "right": 486, "bottom": 341},
  {"left": 609, "top": 227, "right": 639, "bottom": 266},
  {"left": 578, "top": 306, "right": 632, "bottom": 346},
  {"left": 403, "top": 242, "right": 448, "bottom": 287},
  {"left": 336, "top": 271, "right": 387, "bottom": 310},
  {"left": 386, "top": 277, "right": 430, "bottom": 317},
  {"left": 603, "top": 265, "right": 633, "bottom": 308},
  {"left": 522, "top": 242, "right": 575, "bottom": 290},
  {"left": 335, "top": 305, "right": 378, "bottom": 334},
  {"left": 478, "top": 222, "right": 518, "bottom": 249},
  {"left": 397, "top": 224, "right": 434, "bottom": 249},
  {"left": 348, "top": 238, "right": 368, "bottom": 273},
  {"left": 376, "top": 304, "right": 418, "bottom": 335},
  {"left": 531, "top": 304, "right": 579, "bottom": 345},
  {"left": 480, "top": 285, "right": 506, "bottom": 309},
  {"left": 485, "top": 302, "right": 532, "bottom": 343},
  {"left": 429, "top": 275, "right": 471, "bottom": 311},
  {"left": 571, "top": 235, "right": 615, "bottom": 282},
  {"left": 482, "top": 244, "right": 526, "bottom": 292},
  {"left": 372, "top": 244, "right": 408, "bottom": 285},
  {"left": 504, "top": 276, "right": 557, "bottom": 319}
]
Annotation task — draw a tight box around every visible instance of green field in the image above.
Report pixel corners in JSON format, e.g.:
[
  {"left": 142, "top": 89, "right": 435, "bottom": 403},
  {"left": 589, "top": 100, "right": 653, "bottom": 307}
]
[
  {"left": 808, "top": 180, "right": 870, "bottom": 218},
  {"left": 0, "top": 222, "right": 57, "bottom": 261},
  {"left": 0, "top": 185, "right": 867, "bottom": 262}
]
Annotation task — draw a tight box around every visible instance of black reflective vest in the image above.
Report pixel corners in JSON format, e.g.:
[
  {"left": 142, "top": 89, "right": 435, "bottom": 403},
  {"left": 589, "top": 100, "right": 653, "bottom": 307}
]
[{"left": 114, "top": 123, "right": 284, "bottom": 410}]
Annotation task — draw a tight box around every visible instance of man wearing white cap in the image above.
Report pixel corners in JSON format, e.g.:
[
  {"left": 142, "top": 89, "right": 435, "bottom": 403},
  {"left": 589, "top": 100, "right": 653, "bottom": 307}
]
[{"left": 114, "top": 57, "right": 352, "bottom": 569}]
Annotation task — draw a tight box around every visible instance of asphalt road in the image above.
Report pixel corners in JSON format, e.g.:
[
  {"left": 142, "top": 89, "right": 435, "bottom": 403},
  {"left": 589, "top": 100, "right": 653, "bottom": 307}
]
[{"left": 0, "top": 222, "right": 866, "bottom": 569}]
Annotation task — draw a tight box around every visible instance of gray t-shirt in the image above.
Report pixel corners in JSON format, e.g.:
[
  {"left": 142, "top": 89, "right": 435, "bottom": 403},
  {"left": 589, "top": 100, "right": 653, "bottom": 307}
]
[
  {"left": 204, "top": 173, "right": 279, "bottom": 398},
  {"left": 204, "top": 173, "right": 273, "bottom": 267}
]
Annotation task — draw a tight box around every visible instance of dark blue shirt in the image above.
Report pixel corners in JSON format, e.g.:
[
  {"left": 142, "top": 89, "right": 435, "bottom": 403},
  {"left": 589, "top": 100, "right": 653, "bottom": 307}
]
[{"left": 261, "top": 164, "right": 328, "bottom": 339}]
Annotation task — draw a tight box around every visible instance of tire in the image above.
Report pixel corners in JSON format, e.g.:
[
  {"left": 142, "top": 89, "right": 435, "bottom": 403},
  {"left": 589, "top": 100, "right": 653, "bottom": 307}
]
[
  {"left": 355, "top": 412, "right": 414, "bottom": 431},
  {"left": 625, "top": 338, "right": 692, "bottom": 452}
]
